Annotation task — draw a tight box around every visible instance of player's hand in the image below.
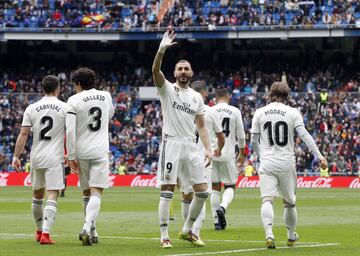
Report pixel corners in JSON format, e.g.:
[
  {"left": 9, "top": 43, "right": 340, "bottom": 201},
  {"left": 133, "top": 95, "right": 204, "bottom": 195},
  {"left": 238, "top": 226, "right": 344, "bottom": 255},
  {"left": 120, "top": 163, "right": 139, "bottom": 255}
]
[
  {"left": 158, "top": 31, "right": 177, "bottom": 54},
  {"left": 213, "top": 148, "right": 222, "bottom": 157},
  {"left": 68, "top": 159, "right": 80, "bottom": 174},
  {"left": 64, "top": 154, "right": 68, "bottom": 166},
  {"left": 237, "top": 152, "right": 245, "bottom": 166},
  {"left": 319, "top": 157, "right": 328, "bottom": 169},
  {"left": 12, "top": 157, "right": 21, "bottom": 172},
  {"left": 204, "top": 149, "right": 213, "bottom": 168}
]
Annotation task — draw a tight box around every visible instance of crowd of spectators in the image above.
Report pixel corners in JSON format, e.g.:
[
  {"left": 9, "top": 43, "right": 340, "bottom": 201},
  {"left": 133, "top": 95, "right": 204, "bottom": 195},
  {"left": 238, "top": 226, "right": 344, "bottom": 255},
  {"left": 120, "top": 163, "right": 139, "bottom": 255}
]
[
  {"left": 0, "top": 0, "right": 359, "bottom": 30},
  {"left": 0, "top": 0, "right": 159, "bottom": 30},
  {"left": 0, "top": 63, "right": 358, "bottom": 176},
  {"left": 162, "top": 0, "right": 360, "bottom": 30}
]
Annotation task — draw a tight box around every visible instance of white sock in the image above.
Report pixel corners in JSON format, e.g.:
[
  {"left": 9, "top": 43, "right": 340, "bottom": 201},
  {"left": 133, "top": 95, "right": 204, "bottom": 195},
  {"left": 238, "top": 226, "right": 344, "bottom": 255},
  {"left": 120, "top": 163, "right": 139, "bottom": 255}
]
[
  {"left": 159, "top": 191, "right": 173, "bottom": 241},
  {"left": 181, "top": 200, "right": 191, "bottom": 220},
  {"left": 83, "top": 195, "right": 101, "bottom": 233},
  {"left": 192, "top": 203, "right": 206, "bottom": 237},
  {"left": 210, "top": 190, "right": 221, "bottom": 223},
  {"left": 82, "top": 196, "right": 90, "bottom": 217},
  {"left": 83, "top": 196, "right": 97, "bottom": 233},
  {"left": 284, "top": 205, "right": 297, "bottom": 239},
  {"left": 220, "top": 187, "right": 235, "bottom": 211},
  {"left": 43, "top": 200, "right": 57, "bottom": 234},
  {"left": 182, "top": 191, "right": 209, "bottom": 234},
  {"left": 32, "top": 198, "right": 44, "bottom": 231},
  {"left": 261, "top": 201, "right": 274, "bottom": 239}
]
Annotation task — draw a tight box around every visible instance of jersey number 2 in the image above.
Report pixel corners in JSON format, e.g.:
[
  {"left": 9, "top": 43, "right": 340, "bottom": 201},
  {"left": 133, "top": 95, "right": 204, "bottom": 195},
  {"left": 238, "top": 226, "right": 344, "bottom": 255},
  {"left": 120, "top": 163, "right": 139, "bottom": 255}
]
[
  {"left": 39, "top": 116, "right": 53, "bottom": 141},
  {"left": 88, "top": 107, "right": 102, "bottom": 132},
  {"left": 263, "top": 121, "right": 288, "bottom": 146}
]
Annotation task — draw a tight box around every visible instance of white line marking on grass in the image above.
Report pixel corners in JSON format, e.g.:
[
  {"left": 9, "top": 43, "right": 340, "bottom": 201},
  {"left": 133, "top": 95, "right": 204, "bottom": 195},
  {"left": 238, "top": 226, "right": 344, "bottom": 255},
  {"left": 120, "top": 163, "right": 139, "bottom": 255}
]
[
  {"left": 165, "top": 243, "right": 340, "bottom": 256},
  {"left": 0, "top": 233, "right": 335, "bottom": 246}
]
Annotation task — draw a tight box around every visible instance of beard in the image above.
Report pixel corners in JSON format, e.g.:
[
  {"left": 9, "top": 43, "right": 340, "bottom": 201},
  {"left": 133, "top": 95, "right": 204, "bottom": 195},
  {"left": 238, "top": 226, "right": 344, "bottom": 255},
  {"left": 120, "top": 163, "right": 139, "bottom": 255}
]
[{"left": 176, "top": 75, "right": 191, "bottom": 86}]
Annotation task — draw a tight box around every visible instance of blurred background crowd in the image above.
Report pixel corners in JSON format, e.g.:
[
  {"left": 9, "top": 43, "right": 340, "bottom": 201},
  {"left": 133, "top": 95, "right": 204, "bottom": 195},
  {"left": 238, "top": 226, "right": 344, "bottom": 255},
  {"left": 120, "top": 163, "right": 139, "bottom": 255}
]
[{"left": 0, "top": 0, "right": 359, "bottom": 30}]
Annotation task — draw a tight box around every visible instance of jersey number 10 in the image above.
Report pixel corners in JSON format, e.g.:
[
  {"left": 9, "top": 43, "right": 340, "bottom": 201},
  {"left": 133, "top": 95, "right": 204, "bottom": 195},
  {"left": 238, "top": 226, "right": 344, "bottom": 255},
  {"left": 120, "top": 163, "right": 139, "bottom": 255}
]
[{"left": 263, "top": 121, "right": 288, "bottom": 146}]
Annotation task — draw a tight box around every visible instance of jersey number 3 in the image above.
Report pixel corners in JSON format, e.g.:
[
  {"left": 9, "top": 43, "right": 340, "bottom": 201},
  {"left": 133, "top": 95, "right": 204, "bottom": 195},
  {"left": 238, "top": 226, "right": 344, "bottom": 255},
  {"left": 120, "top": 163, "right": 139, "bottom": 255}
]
[
  {"left": 263, "top": 121, "right": 288, "bottom": 146},
  {"left": 88, "top": 107, "right": 102, "bottom": 132}
]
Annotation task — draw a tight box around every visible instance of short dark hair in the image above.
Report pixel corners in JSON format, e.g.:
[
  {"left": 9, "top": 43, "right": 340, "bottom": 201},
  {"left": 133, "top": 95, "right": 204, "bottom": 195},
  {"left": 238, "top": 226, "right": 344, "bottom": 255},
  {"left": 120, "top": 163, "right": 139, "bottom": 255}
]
[
  {"left": 175, "top": 59, "right": 191, "bottom": 68},
  {"left": 71, "top": 67, "right": 96, "bottom": 90},
  {"left": 191, "top": 80, "right": 206, "bottom": 93},
  {"left": 42, "top": 75, "right": 59, "bottom": 94},
  {"left": 269, "top": 82, "right": 290, "bottom": 102},
  {"left": 215, "top": 87, "right": 229, "bottom": 99}
]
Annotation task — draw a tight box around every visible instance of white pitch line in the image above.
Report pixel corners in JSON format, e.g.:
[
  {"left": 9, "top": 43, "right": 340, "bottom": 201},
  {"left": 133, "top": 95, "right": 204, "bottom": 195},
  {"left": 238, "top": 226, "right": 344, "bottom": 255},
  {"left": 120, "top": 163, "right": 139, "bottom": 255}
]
[
  {"left": 0, "top": 233, "right": 332, "bottom": 246},
  {"left": 165, "top": 243, "right": 340, "bottom": 256}
]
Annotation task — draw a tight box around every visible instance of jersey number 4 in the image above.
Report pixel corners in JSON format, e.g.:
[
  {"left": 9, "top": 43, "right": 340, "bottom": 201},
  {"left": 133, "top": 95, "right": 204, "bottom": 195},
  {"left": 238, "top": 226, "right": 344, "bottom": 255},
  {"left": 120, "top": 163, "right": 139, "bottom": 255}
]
[
  {"left": 88, "top": 107, "right": 102, "bottom": 132},
  {"left": 222, "top": 117, "right": 230, "bottom": 137},
  {"left": 39, "top": 116, "right": 53, "bottom": 141},
  {"left": 263, "top": 121, "right": 288, "bottom": 146}
]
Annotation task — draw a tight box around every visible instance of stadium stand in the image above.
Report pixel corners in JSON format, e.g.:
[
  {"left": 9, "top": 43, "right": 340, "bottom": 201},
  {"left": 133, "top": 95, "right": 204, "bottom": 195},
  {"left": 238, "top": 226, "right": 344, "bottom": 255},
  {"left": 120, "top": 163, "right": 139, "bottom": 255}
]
[{"left": 0, "top": 0, "right": 359, "bottom": 30}]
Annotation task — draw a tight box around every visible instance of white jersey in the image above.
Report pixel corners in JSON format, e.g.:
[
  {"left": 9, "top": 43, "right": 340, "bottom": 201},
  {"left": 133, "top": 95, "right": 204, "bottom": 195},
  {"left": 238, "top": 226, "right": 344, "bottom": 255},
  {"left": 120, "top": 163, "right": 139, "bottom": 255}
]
[
  {"left": 22, "top": 96, "right": 68, "bottom": 169},
  {"left": 251, "top": 102, "right": 305, "bottom": 171},
  {"left": 67, "top": 89, "right": 114, "bottom": 159},
  {"left": 196, "top": 105, "right": 222, "bottom": 156},
  {"left": 158, "top": 80, "right": 205, "bottom": 139},
  {"left": 212, "top": 102, "right": 245, "bottom": 161}
]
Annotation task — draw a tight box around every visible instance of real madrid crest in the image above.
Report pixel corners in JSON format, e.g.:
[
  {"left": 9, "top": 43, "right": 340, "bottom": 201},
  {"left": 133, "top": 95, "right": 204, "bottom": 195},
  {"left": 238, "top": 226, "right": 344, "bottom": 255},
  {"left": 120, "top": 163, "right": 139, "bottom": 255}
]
[{"left": 193, "top": 97, "right": 197, "bottom": 103}]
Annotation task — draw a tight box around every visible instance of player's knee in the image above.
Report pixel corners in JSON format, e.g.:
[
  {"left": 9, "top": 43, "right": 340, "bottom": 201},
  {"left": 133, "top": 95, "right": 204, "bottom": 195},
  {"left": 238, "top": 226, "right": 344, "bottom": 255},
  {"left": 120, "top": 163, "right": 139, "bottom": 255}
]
[
  {"left": 283, "top": 199, "right": 296, "bottom": 207},
  {"left": 33, "top": 188, "right": 45, "bottom": 199},
  {"left": 262, "top": 196, "right": 274, "bottom": 204},
  {"left": 195, "top": 191, "right": 210, "bottom": 201},
  {"left": 83, "top": 189, "right": 91, "bottom": 197},
  {"left": 224, "top": 184, "right": 236, "bottom": 190},
  {"left": 161, "top": 184, "right": 175, "bottom": 192},
  {"left": 193, "top": 182, "right": 207, "bottom": 192},
  {"left": 212, "top": 183, "right": 221, "bottom": 191},
  {"left": 182, "top": 192, "right": 193, "bottom": 201}
]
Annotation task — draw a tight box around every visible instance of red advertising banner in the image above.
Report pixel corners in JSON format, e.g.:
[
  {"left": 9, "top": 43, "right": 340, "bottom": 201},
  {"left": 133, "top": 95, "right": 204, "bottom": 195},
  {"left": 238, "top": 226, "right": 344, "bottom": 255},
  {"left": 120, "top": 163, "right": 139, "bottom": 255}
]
[{"left": 0, "top": 173, "right": 359, "bottom": 188}]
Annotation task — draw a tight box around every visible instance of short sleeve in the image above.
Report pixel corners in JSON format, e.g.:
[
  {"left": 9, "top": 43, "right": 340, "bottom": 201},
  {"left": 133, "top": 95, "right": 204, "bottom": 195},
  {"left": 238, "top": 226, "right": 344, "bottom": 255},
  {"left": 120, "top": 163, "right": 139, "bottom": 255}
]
[
  {"left": 293, "top": 109, "right": 305, "bottom": 128},
  {"left": 156, "top": 79, "right": 171, "bottom": 96},
  {"left": 21, "top": 106, "right": 32, "bottom": 127},
  {"left": 107, "top": 92, "right": 115, "bottom": 119},
  {"left": 66, "top": 96, "right": 76, "bottom": 115},
  {"left": 211, "top": 112, "right": 222, "bottom": 133},
  {"left": 196, "top": 94, "right": 205, "bottom": 116},
  {"left": 250, "top": 110, "right": 260, "bottom": 134}
]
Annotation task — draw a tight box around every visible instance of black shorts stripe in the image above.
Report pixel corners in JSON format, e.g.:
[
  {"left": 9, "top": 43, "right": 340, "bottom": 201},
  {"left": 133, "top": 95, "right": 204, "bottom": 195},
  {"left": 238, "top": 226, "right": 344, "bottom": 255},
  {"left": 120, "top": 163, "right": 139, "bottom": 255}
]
[{"left": 67, "top": 112, "right": 76, "bottom": 115}]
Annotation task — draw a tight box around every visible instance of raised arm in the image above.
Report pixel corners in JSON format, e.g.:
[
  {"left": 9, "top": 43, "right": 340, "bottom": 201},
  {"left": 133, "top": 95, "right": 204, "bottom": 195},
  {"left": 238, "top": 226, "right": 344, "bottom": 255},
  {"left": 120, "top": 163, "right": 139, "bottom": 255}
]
[{"left": 152, "top": 31, "right": 177, "bottom": 87}]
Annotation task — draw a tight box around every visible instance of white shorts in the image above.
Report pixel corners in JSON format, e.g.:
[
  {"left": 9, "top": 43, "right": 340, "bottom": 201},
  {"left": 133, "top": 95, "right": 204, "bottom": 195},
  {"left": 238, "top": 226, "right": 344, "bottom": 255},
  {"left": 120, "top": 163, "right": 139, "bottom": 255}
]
[
  {"left": 180, "top": 165, "right": 212, "bottom": 195},
  {"left": 78, "top": 157, "right": 110, "bottom": 190},
  {"left": 259, "top": 167, "right": 297, "bottom": 205},
  {"left": 31, "top": 163, "right": 65, "bottom": 190},
  {"left": 212, "top": 158, "right": 238, "bottom": 185},
  {"left": 157, "top": 137, "right": 207, "bottom": 188}
]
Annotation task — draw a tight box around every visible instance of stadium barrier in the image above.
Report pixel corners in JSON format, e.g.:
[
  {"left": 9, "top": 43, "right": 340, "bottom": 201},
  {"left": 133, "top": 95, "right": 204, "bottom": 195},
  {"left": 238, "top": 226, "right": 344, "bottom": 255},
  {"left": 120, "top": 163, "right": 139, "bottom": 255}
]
[{"left": 0, "top": 173, "right": 359, "bottom": 188}]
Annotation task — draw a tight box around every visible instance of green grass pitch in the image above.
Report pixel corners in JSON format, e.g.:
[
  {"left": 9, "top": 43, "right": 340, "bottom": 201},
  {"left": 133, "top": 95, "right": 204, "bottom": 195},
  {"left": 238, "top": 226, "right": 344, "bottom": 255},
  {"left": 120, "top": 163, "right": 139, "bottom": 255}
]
[{"left": 0, "top": 187, "right": 359, "bottom": 256}]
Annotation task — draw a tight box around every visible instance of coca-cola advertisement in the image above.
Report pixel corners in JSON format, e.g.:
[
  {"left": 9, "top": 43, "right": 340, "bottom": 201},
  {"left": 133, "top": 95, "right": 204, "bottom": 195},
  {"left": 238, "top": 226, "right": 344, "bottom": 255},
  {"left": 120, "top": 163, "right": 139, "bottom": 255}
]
[{"left": 0, "top": 173, "right": 359, "bottom": 188}]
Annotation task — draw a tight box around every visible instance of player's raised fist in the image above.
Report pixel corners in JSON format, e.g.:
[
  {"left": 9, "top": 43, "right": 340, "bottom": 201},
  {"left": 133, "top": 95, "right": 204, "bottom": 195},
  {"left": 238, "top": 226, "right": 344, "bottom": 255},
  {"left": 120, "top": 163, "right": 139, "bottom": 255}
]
[
  {"left": 158, "top": 30, "right": 177, "bottom": 54},
  {"left": 319, "top": 157, "right": 328, "bottom": 170}
]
